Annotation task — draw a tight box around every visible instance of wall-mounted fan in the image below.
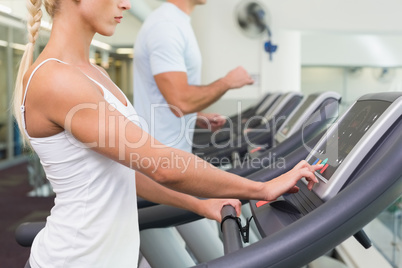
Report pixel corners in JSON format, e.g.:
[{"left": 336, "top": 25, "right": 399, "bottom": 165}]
[
  {"left": 347, "top": 67, "right": 363, "bottom": 78},
  {"left": 372, "top": 67, "right": 396, "bottom": 83},
  {"left": 235, "top": 0, "right": 277, "bottom": 61}
]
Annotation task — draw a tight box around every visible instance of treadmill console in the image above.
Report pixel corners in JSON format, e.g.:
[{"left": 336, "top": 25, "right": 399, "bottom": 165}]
[
  {"left": 305, "top": 95, "right": 402, "bottom": 201},
  {"left": 245, "top": 93, "right": 402, "bottom": 266},
  {"left": 276, "top": 92, "right": 340, "bottom": 144},
  {"left": 277, "top": 95, "right": 317, "bottom": 140},
  {"left": 254, "top": 93, "right": 281, "bottom": 116}
]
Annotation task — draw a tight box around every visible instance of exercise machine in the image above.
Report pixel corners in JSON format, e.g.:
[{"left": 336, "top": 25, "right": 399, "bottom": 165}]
[
  {"left": 228, "top": 91, "right": 341, "bottom": 176},
  {"left": 212, "top": 92, "right": 402, "bottom": 267},
  {"left": 194, "top": 92, "right": 303, "bottom": 165},
  {"left": 17, "top": 92, "right": 401, "bottom": 268},
  {"left": 192, "top": 92, "right": 281, "bottom": 148}
]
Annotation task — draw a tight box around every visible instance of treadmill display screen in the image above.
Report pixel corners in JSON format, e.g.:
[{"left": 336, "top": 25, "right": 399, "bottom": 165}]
[
  {"left": 280, "top": 95, "right": 316, "bottom": 136},
  {"left": 308, "top": 100, "right": 390, "bottom": 182}
]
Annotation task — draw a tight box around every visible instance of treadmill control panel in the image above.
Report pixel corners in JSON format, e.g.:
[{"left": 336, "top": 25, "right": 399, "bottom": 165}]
[
  {"left": 308, "top": 100, "right": 389, "bottom": 182},
  {"left": 250, "top": 93, "right": 401, "bottom": 248},
  {"left": 279, "top": 95, "right": 317, "bottom": 137},
  {"left": 275, "top": 91, "right": 340, "bottom": 144},
  {"left": 304, "top": 98, "right": 401, "bottom": 201}
]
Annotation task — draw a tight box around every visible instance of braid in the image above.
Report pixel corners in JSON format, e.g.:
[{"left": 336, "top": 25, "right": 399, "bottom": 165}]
[
  {"left": 12, "top": 0, "right": 43, "bottom": 146},
  {"left": 26, "top": 0, "right": 43, "bottom": 45}
]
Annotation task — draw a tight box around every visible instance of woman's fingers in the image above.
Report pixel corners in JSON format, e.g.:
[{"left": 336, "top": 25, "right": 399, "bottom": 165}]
[
  {"left": 222, "top": 199, "right": 242, "bottom": 217},
  {"left": 296, "top": 160, "right": 323, "bottom": 173},
  {"left": 295, "top": 161, "right": 322, "bottom": 185},
  {"left": 264, "top": 160, "right": 321, "bottom": 201},
  {"left": 293, "top": 166, "right": 319, "bottom": 191},
  {"left": 312, "top": 164, "right": 324, "bottom": 171}
]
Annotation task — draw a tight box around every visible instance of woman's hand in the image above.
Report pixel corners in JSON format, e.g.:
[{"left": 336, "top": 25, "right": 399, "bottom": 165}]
[
  {"left": 197, "top": 199, "right": 242, "bottom": 222},
  {"left": 263, "top": 160, "right": 322, "bottom": 201}
]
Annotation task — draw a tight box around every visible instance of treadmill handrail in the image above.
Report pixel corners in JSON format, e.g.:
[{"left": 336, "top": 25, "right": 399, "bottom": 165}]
[{"left": 220, "top": 205, "right": 243, "bottom": 255}]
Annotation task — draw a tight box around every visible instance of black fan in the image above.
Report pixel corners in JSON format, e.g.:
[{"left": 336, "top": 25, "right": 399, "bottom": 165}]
[{"left": 235, "top": 0, "right": 277, "bottom": 60}]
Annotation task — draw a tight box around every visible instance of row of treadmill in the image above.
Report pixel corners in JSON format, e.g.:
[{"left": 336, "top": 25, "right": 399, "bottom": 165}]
[{"left": 16, "top": 91, "right": 402, "bottom": 268}]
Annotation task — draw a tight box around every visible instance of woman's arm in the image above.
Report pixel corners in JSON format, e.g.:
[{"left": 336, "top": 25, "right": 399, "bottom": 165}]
[
  {"left": 28, "top": 63, "right": 319, "bottom": 203},
  {"left": 136, "top": 171, "right": 241, "bottom": 222}
]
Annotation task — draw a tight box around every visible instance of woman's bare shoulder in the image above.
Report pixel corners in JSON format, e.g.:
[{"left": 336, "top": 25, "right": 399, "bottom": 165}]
[
  {"left": 25, "top": 59, "right": 78, "bottom": 90},
  {"left": 23, "top": 58, "right": 102, "bottom": 103},
  {"left": 22, "top": 58, "right": 107, "bottom": 128}
]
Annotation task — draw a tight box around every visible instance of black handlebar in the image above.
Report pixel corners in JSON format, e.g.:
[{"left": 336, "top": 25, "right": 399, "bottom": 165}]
[{"left": 220, "top": 205, "right": 243, "bottom": 255}]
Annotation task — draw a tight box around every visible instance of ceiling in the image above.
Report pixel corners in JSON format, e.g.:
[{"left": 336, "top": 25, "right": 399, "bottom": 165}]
[
  {"left": 104, "top": 0, "right": 402, "bottom": 47},
  {"left": 2, "top": 0, "right": 402, "bottom": 49}
]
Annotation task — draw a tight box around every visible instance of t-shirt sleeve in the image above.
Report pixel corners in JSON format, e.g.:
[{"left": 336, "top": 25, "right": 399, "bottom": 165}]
[{"left": 146, "top": 22, "right": 187, "bottom": 75}]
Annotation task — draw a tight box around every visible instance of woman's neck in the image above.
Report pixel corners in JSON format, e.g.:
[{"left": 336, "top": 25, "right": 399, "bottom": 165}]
[{"left": 44, "top": 17, "right": 94, "bottom": 66}]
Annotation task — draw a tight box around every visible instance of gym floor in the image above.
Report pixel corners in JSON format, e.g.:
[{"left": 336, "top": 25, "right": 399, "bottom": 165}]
[{"left": 0, "top": 162, "right": 53, "bottom": 267}]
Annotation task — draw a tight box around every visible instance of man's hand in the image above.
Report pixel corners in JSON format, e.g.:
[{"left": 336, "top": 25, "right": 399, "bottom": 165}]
[
  {"left": 222, "top": 66, "right": 254, "bottom": 89},
  {"left": 196, "top": 112, "right": 226, "bottom": 132}
]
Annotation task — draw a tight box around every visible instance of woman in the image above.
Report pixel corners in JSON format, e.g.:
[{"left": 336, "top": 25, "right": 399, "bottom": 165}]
[{"left": 14, "top": 0, "right": 321, "bottom": 267}]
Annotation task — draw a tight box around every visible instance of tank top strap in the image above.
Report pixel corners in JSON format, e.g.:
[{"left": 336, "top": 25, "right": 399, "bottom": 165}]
[
  {"left": 21, "top": 58, "right": 68, "bottom": 132},
  {"left": 91, "top": 63, "right": 110, "bottom": 80}
]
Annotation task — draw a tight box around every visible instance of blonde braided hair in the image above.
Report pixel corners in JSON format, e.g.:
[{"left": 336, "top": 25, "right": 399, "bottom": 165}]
[{"left": 12, "top": 0, "right": 44, "bottom": 144}]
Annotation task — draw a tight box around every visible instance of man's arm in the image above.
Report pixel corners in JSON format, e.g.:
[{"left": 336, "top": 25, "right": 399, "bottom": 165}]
[{"left": 154, "top": 66, "right": 254, "bottom": 117}]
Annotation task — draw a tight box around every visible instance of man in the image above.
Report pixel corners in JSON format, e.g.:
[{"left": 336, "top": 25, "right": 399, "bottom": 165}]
[
  {"left": 134, "top": 0, "right": 254, "bottom": 153},
  {"left": 133, "top": 0, "right": 254, "bottom": 266}
]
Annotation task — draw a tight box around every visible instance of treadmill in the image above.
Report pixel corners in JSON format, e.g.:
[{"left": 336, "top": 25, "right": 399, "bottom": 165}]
[
  {"left": 126, "top": 92, "right": 402, "bottom": 267},
  {"left": 194, "top": 92, "right": 303, "bottom": 165},
  {"left": 16, "top": 93, "right": 401, "bottom": 268},
  {"left": 228, "top": 91, "right": 341, "bottom": 176},
  {"left": 206, "top": 92, "right": 402, "bottom": 267},
  {"left": 131, "top": 92, "right": 340, "bottom": 267},
  {"left": 192, "top": 93, "right": 281, "bottom": 148},
  {"left": 135, "top": 91, "right": 341, "bottom": 208},
  {"left": 123, "top": 92, "right": 401, "bottom": 267}
]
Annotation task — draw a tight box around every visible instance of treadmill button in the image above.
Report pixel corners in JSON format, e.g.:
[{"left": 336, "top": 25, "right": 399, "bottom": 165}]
[
  {"left": 256, "top": 201, "right": 270, "bottom": 207},
  {"left": 320, "top": 164, "right": 329, "bottom": 174},
  {"left": 250, "top": 147, "right": 262, "bottom": 154}
]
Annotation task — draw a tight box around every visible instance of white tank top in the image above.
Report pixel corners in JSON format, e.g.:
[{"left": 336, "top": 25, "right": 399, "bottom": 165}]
[{"left": 22, "top": 58, "right": 140, "bottom": 268}]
